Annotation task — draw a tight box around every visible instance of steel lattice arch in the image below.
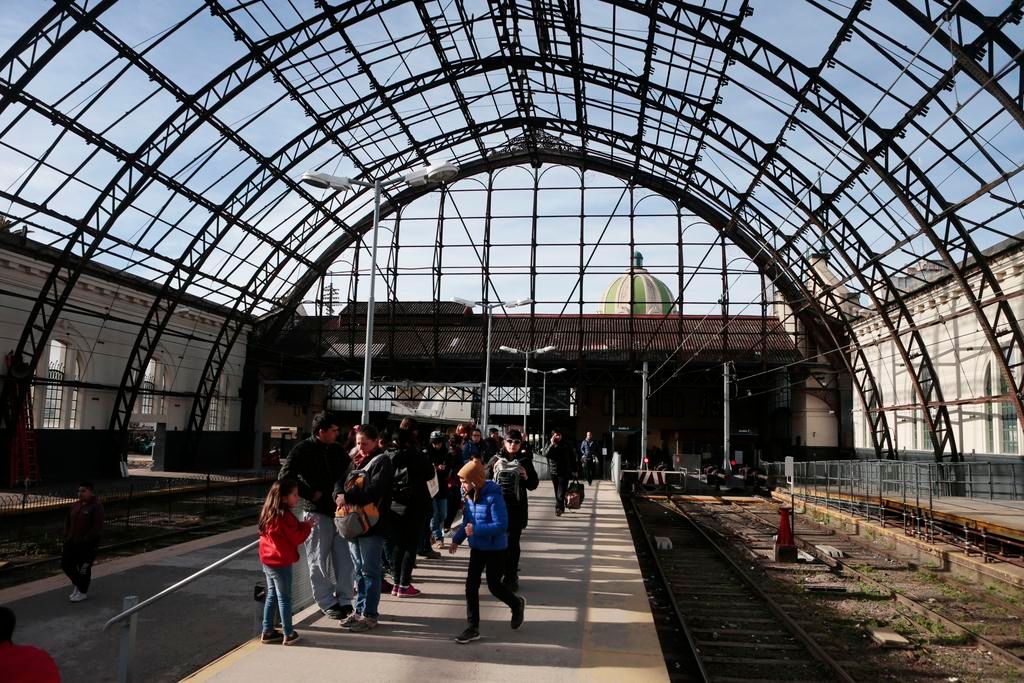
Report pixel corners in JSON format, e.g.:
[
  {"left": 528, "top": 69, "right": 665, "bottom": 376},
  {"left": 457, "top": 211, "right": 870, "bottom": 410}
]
[{"left": 0, "top": 0, "right": 1022, "bottom": 465}]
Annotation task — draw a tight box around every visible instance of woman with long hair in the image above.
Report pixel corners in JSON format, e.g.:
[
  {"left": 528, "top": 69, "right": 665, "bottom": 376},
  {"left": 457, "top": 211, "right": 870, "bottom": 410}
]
[{"left": 258, "top": 478, "right": 314, "bottom": 645}]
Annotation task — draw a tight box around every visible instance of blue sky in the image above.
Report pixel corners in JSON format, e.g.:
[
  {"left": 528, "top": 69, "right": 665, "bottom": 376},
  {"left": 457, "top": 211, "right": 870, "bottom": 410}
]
[{"left": 0, "top": 0, "right": 1020, "bottom": 319}]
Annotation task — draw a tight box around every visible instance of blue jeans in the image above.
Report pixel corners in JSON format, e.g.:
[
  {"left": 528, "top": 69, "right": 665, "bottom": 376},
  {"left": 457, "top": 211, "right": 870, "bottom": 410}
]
[
  {"left": 349, "top": 535, "right": 384, "bottom": 619},
  {"left": 430, "top": 499, "right": 448, "bottom": 541},
  {"left": 262, "top": 564, "right": 294, "bottom": 635}
]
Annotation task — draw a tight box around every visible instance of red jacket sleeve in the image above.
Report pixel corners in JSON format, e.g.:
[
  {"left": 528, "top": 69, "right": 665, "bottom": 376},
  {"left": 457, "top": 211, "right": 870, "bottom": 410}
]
[{"left": 283, "top": 511, "right": 311, "bottom": 547}]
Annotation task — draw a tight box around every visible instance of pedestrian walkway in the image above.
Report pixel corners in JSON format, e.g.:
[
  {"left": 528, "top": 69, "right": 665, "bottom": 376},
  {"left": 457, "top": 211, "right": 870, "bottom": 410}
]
[
  {"left": 0, "top": 526, "right": 262, "bottom": 682},
  {"left": 188, "top": 480, "right": 667, "bottom": 682}
]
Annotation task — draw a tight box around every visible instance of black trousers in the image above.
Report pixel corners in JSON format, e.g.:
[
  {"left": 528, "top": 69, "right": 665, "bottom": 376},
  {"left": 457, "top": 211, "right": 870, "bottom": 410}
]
[
  {"left": 551, "top": 475, "right": 569, "bottom": 512},
  {"left": 61, "top": 540, "right": 97, "bottom": 593},
  {"left": 466, "top": 548, "right": 518, "bottom": 628},
  {"left": 504, "top": 523, "right": 523, "bottom": 582},
  {"left": 389, "top": 514, "right": 422, "bottom": 587}
]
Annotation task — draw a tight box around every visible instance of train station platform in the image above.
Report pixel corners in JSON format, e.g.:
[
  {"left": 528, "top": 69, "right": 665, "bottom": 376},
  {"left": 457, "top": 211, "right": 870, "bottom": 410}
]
[
  {"left": 790, "top": 486, "right": 1024, "bottom": 543},
  {"left": 188, "top": 480, "right": 668, "bottom": 683}
]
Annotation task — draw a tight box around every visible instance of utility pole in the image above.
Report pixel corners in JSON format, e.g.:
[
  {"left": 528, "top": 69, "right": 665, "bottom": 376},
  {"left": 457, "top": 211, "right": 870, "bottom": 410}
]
[
  {"left": 640, "top": 362, "right": 649, "bottom": 466},
  {"left": 723, "top": 361, "right": 732, "bottom": 472}
]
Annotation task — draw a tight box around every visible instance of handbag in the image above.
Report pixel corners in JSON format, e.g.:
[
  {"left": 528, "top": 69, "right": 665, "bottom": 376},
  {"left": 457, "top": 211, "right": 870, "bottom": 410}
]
[{"left": 426, "top": 475, "right": 440, "bottom": 499}]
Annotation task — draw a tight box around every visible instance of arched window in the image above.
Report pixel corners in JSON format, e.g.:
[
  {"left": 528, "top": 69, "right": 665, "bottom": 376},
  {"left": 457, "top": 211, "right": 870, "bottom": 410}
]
[
  {"left": 41, "top": 339, "right": 68, "bottom": 428},
  {"left": 140, "top": 358, "right": 164, "bottom": 415},
  {"left": 999, "top": 350, "right": 1019, "bottom": 454},
  {"left": 206, "top": 374, "right": 227, "bottom": 431},
  {"left": 984, "top": 362, "right": 994, "bottom": 453}
]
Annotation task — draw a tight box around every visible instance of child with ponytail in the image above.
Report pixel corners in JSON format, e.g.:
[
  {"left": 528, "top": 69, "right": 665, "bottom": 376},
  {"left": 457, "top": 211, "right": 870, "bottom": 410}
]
[{"left": 259, "top": 478, "right": 315, "bottom": 645}]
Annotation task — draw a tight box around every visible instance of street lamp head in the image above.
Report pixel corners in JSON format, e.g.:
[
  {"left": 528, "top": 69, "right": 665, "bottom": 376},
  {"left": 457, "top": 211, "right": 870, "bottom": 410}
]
[
  {"left": 498, "top": 345, "right": 518, "bottom": 353},
  {"left": 405, "top": 160, "right": 459, "bottom": 187},
  {"left": 509, "top": 298, "right": 533, "bottom": 308},
  {"left": 525, "top": 367, "right": 540, "bottom": 374},
  {"left": 550, "top": 368, "right": 567, "bottom": 374},
  {"left": 300, "top": 170, "right": 352, "bottom": 191},
  {"left": 450, "top": 296, "right": 475, "bottom": 307},
  {"left": 536, "top": 345, "right": 557, "bottom": 354}
]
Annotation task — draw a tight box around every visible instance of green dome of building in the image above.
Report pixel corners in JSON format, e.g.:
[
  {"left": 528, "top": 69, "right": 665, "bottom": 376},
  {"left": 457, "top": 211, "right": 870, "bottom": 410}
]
[{"left": 599, "top": 252, "right": 674, "bottom": 314}]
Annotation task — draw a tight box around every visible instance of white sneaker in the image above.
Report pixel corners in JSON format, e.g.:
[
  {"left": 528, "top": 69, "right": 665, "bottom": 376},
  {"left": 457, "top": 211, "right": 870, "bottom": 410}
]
[
  {"left": 69, "top": 588, "right": 80, "bottom": 601},
  {"left": 70, "top": 591, "right": 88, "bottom": 603}
]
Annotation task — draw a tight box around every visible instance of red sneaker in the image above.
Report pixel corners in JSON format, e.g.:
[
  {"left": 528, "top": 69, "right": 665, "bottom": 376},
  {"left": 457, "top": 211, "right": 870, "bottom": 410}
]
[{"left": 396, "top": 585, "right": 422, "bottom": 598}]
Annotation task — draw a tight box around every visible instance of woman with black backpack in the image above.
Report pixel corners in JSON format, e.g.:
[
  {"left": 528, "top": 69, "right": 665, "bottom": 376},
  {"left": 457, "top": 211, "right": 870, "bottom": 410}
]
[
  {"left": 386, "top": 428, "right": 434, "bottom": 598},
  {"left": 485, "top": 429, "right": 538, "bottom": 592}
]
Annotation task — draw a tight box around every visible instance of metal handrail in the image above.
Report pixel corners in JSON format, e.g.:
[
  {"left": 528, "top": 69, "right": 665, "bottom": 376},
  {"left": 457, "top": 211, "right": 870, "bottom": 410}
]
[
  {"left": 103, "top": 538, "right": 258, "bottom": 630},
  {"left": 103, "top": 538, "right": 259, "bottom": 682}
]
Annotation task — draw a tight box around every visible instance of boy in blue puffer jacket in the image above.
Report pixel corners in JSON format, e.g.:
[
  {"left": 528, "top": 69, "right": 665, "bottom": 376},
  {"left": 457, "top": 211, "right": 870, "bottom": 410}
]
[{"left": 449, "top": 460, "right": 526, "bottom": 644}]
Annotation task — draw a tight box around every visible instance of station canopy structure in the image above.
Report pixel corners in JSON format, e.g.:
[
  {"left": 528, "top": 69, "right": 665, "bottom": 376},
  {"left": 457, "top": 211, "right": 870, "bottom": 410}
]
[{"left": 0, "top": 0, "right": 1022, "bottom": 463}]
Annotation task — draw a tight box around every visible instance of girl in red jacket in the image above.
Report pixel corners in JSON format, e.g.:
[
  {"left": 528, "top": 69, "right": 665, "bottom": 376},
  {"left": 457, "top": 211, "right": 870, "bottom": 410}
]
[{"left": 259, "top": 478, "right": 314, "bottom": 645}]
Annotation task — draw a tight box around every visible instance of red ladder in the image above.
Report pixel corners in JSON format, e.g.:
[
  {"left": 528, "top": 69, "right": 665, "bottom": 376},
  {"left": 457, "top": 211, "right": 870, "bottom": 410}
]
[{"left": 5, "top": 353, "right": 40, "bottom": 486}]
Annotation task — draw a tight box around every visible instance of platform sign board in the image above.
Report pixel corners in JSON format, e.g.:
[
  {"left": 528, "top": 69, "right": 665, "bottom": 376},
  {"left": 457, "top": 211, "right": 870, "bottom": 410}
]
[{"left": 784, "top": 455, "right": 794, "bottom": 484}]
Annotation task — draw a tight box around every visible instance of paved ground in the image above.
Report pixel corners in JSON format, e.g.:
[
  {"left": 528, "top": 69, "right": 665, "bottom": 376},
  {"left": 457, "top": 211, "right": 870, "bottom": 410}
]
[
  {"left": 0, "top": 526, "right": 263, "bottom": 682},
  {"left": 188, "top": 480, "right": 668, "bottom": 683}
]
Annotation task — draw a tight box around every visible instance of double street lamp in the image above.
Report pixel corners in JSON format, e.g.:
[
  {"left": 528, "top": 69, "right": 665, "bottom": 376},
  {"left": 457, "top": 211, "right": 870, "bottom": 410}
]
[
  {"left": 498, "top": 344, "right": 556, "bottom": 436},
  {"left": 451, "top": 297, "right": 533, "bottom": 429},
  {"left": 525, "top": 367, "right": 566, "bottom": 442},
  {"left": 301, "top": 161, "right": 459, "bottom": 423}
]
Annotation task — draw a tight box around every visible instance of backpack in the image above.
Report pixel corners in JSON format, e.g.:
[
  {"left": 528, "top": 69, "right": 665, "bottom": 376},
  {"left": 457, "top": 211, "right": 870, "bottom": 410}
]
[
  {"left": 492, "top": 456, "right": 521, "bottom": 501},
  {"left": 333, "top": 456, "right": 384, "bottom": 539}
]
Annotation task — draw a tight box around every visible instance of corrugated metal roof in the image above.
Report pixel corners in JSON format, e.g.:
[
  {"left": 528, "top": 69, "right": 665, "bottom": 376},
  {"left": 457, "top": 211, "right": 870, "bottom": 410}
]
[{"left": 321, "top": 312, "right": 797, "bottom": 364}]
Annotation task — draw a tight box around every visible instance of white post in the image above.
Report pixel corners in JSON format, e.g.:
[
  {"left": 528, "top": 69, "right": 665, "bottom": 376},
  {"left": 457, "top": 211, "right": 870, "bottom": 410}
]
[
  {"left": 723, "top": 361, "right": 731, "bottom": 472},
  {"left": 640, "top": 361, "right": 649, "bottom": 465},
  {"left": 482, "top": 307, "right": 494, "bottom": 428},
  {"left": 541, "top": 372, "right": 548, "bottom": 440},
  {"left": 117, "top": 595, "right": 139, "bottom": 683},
  {"left": 522, "top": 352, "right": 530, "bottom": 436},
  {"left": 360, "top": 178, "right": 383, "bottom": 424}
]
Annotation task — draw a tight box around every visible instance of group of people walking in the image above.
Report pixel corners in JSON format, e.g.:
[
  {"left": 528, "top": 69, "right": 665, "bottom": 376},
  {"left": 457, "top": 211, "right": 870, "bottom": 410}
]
[{"left": 261, "top": 413, "right": 557, "bottom": 644}]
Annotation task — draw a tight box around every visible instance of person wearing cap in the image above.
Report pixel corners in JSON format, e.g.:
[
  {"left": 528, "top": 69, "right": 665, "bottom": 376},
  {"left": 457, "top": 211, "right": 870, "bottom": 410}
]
[
  {"left": 449, "top": 460, "right": 526, "bottom": 644},
  {"left": 426, "top": 430, "right": 460, "bottom": 548},
  {"left": 543, "top": 428, "right": 576, "bottom": 516},
  {"left": 485, "top": 428, "right": 538, "bottom": 592}
]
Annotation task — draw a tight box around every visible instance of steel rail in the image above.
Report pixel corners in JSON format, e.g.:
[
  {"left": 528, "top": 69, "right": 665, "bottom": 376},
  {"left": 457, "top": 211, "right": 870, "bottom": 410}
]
[
  {"left": 727, "top": 500, "right": 1024, "bottom": 674},
  {"left": 634, "top": 495, "right": 856, "bottom": 683},
  {"left": 626, "top": 496, "right": 711, "bottom": 682},
  {"left": 658, "top": 497, "right": 857, "bottom": 683}
]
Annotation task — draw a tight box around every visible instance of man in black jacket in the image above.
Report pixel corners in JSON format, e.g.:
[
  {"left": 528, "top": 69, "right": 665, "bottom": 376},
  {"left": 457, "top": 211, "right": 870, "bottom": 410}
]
[
  {"left": 485, "top": 429, "right": 539, "bottom": 591},
  {"left": 543, "top": 428, "right": 576, "bottom": 516},
  {"left": 279, "top": 411, "right": 353, "bottom": 620}
]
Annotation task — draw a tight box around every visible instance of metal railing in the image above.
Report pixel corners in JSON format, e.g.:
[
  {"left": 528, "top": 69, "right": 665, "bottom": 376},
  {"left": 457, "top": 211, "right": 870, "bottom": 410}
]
[
  {"left": 0, "top": 473, "right": 273, "bottom": 565},
  {"left": 100, "top": 504, "right": 317, "bottom": 683},
  {"left": 767, "top": 459, "right": 1024, "bottom": 504},
  {"left": 767, "top": 459, "right": 1024, "bottom": 564},
  {"left": 103, "top": 539, "right": 259, "bottom": 682}
]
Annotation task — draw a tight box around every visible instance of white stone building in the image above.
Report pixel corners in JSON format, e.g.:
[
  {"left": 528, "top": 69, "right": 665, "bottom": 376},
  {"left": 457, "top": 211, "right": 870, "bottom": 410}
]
[{"left": 850, "top": 236, "right": 1024, "bottom": 460}]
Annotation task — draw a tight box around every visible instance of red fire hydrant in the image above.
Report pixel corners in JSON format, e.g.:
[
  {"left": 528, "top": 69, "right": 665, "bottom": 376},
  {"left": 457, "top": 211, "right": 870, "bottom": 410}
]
[{"left": 774, "top": 506, "right": 798, "bottom": 562}]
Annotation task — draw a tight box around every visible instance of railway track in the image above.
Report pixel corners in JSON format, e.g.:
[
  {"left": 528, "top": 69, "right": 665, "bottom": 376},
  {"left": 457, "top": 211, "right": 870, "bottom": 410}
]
[
  {"left": 697, "top": 498, "right": 1024, "bottom": 672},
  {"left": 629, "top": 496, "right": 855, "bottom": 683}
]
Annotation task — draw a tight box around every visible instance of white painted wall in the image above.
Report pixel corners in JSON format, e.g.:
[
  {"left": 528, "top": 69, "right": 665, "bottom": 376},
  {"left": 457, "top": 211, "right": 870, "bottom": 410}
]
[
  {"left": 0, "top": 247, "right": 248, "bottom": 431},
  {"left": 850, "top": 246, "right": 1024, "bottom": 458}
]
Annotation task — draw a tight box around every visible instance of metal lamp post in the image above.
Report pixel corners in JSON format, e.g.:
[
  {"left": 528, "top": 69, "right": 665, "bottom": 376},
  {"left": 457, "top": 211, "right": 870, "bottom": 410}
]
[
  {"left": 526, "top": 367, "right": 566, "bottom": 440},
  {"left": 451, "top": 297, "right": 532, "bottom": 429},
  {"left": 301, "top": 161, "right": 458, "bottom": 423},
  {"left": 498, "top": 344, "right": 556, "bottom": 439}
]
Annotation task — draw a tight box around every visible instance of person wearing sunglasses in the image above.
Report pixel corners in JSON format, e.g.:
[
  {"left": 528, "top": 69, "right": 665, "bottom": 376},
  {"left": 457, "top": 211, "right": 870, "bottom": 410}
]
[{"left": 484, "top": 429, "right": 538, "bottom": 592}]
